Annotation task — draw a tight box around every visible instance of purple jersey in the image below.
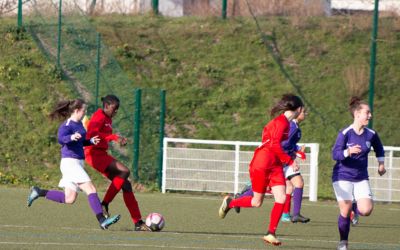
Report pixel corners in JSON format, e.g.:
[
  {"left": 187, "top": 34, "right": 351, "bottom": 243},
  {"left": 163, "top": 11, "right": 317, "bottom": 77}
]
[
  {"left": 281, "top": 120, "right": 301, "bottom": 159},
  {"left": 332, "top": 125, "right": 385, "bottom": 182},
  {"left": 58, "top": 119, "right": 91, "bottom": 159}
]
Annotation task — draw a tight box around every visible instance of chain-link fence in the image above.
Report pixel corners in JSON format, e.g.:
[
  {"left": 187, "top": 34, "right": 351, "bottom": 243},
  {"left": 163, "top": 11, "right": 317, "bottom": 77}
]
[
  {"left": 6, "top": 0, "right": 166, "bottom": 187},
  {"left": 2, "top": 0, "right": 400, "bottom": 195}
]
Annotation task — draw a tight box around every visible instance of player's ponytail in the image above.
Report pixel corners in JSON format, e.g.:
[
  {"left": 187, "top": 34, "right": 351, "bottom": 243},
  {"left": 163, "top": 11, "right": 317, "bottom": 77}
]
[
  {"left": 349, "top": 96, "right": 368, "bottom": 118},
  {"left": 50, "top": 99, "right": 85, "bottom": 120},
  {"left": 270, "top": 93, "right": 304, "bottom": 117}
]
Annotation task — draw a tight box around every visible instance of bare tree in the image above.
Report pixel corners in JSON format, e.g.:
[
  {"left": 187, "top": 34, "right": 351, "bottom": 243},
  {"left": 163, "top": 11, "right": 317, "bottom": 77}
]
[
  {"left": 0, "top": 0, "right": 18, "bottom": 15},
  {"left": 88, "top": 0, "right": 96, "bottom": 15}
]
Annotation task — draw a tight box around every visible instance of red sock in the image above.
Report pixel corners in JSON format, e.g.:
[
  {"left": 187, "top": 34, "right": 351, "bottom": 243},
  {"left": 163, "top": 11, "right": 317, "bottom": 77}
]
[
  {"left": 229, "top": 196, "right": 253, "bottom": 208},
  {"left": 269, "top": 202, "right": 284, "bottom": 234},
  {"left": 283, "top": 194, "right": 291, "bottom": 213},
  {"left": 103, "top": 176, "right": 125, "bottom": 204},
  {"left": 123, "top": 191, "right": 142, "bottom": 224}
]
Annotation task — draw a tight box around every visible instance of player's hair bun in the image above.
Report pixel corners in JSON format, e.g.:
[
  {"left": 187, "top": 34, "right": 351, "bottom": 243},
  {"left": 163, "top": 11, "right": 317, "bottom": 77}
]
[{"left": 349, "top": 96, "right": 361, "bottom": 107}]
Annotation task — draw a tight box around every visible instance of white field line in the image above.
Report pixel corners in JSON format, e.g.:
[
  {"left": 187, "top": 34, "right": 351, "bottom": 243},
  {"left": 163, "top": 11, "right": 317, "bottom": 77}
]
[
  {"left": 0, "top": 224, "right": 399, "bottom": 248},
  {"left": 0, "top": 241, "right": 258, "bottom": 250}
]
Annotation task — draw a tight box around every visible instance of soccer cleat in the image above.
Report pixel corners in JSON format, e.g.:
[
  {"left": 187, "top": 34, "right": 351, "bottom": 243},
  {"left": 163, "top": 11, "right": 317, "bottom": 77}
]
[
  {"left": 233, "top": 194, "right": 240, "bottom": 213},
  {"left": 101, "top": 202, "right": 110, "bottom": 218},
  {"left": 218, "top": 196, "right": 232, "bottom": 219},
  {"left": 337, "top": 240, "right": 348, "bottom": 250},
  {"left": 134, "top": 220, "right": 152, "bottom": 232},
  {"left": 100, "top": 214, "right": 121, "bottom": 230},
  {"left": 263, "top": 233, "right": 282, "bottom": 246},
  {"left": 350, "top": 211, "right": 359, "bottom": 226},
  {"left": 27, "top": 186, "right": 41, "bottom": 207},
  {"left": 281, "top": 213, "right": 291, "bottom": 222},
  {"left": 291, "top": 214, "right": 310, "bottom": 223}
]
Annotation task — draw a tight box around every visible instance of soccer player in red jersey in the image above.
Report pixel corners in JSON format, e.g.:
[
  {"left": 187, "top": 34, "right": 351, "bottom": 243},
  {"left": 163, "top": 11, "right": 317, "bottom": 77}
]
[
  {"left": 84, "top": 95, "right": 151, "bottom": 231},
  {"left": 218, "top": 94, "right": 304, "bottom": 246}
]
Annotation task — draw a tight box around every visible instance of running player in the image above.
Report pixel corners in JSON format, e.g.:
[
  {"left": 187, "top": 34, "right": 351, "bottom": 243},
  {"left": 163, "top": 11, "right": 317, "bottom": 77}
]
[
  {"left": 27, "top": 99, "right": 121, "bottom": 229},
  {"left": 235, "top": 107, "right": 310, "bottom": 223},
  {"left": 280, "top": 107, "right": 310, "bottom": 223},
  {"left": 332, "top": 97, "right": 386, "bottom": 250},
  {"left": 84, "top": 95, "right": 151, "bottom": 231},
  {"left": 218, "top": 94, "right": 304, "bottom": 246}
]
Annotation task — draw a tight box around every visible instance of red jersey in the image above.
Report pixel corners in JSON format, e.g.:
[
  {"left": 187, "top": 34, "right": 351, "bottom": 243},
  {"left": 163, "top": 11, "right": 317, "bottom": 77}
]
[
  {"left": 85, "top": 108, "right": 119, "bottom": 151},
  {"left": 260, "top": 114, "right": 293, "bottom": 166}
]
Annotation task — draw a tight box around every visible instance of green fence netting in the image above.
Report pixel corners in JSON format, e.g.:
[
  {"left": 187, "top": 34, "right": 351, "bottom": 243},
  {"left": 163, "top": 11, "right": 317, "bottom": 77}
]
[{"left": 22, "top": 0, "right": 164, "bottom": 187}]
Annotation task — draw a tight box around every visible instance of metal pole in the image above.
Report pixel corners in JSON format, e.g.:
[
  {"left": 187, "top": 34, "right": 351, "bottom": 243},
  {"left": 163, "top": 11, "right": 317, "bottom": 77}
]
[
  {"left": 132, "top": 88, "right": 142, "bottom": 181},
  {"left": 95, "top": 33, "right": 101, "bottom": 109},
  {"left": 157, "top": 90, "right": 166, "bottom": 189},
  {"left": 152, "top": 0, "right": 159, "bottom": 15},
  {"left": 17, "top": 0, "right": 23, "bottom": 28},
  {"left": 368, "top": 0, "right": 379, "bottom": 128},
  {"left": 222, "top": 0, "right": 227, "bottom": 19},
  {"left": 234, "top": 143, "right": 240, "bottom": 194},
  {"left": 57, "top": 0, "right": 62, "bottom": 68}
]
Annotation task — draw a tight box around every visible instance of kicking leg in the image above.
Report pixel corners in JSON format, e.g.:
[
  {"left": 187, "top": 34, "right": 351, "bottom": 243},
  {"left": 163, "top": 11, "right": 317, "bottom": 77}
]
[
  {"left": 101, "top": 160, "right": 130, "bottom": 216},
  {"left": 79, "top": 181, "right": 120, "bottom": 230}
]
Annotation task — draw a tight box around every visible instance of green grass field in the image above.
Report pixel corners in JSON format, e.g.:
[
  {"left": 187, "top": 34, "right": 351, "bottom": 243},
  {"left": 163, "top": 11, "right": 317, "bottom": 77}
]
[{"left": 0, "top": 187, "right": 399, "bottom": 249}]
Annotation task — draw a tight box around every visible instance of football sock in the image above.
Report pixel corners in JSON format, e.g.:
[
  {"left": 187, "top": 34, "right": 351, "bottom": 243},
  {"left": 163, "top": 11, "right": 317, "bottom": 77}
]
[
  {"left": 45, "top": 190, "right": 65, "bottom": 203},
  {"left": 103, "top": 176, "right": 125, "bottom": 204},
  {"left": 229, "top": 196, "right": 253, "bottom": 208},
  {"left": 87, "top": 193, "right": 104, "bottom": 222},
  {"left": 292, "top": 188, "right": 303, "bottom": 216},
  {"left": 283, "top": 194, "right": 292, "bottom": 214},
  {"left": 268, "top": 202, "right": 284, "bottom": 234},
  {"left": 352, "top": 202, "right": 360, "bottom": 216},
  {"left": 37, "top": 187, "right": 48, "bottom": 197},
  {"left": 123, "top": 191, "right": 142, "bottom": 224},
  {"left": 338, "top": 215, "right": 350, "bottom": 241}
]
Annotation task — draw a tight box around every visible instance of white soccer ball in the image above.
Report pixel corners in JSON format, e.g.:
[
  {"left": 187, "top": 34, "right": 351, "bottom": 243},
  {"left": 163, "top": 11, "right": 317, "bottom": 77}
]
[{"left": 145, "top": 212, "right": 165, "bottom": 231}]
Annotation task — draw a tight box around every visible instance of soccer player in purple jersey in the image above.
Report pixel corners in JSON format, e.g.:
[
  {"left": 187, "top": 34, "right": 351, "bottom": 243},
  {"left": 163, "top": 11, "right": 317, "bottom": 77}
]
[
  {"left": 27, "top": 99, "right": 121, "bottom": 230},
  {"left": 280, "top": 107, "right": 310, "bottom": 223},
  {"left": 332, "top": 97, "right": 386, "bottom": 250},
  {"left": 235, "top": 107, "right": 310, "bottom": 223}
]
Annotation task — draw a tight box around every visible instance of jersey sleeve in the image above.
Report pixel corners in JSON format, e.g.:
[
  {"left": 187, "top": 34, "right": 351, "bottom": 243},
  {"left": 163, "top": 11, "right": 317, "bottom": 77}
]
[
  {"left": 269, "top": 118, "right": 294, "bottom": 165},
  {"left": 281, "top": 123, "right": 299, "bottom": 157},
  {"left": 332, "top": 131, "right": 347, "bottom": 161},
  {"left": 105, "top": 134, "right": 119, "bottom": 142},
  {"left": 58, "top": 124, "right": 73, "bottom": 145},
  {"left": 371, "top": 131, "right": 385, "bottom": 160}
]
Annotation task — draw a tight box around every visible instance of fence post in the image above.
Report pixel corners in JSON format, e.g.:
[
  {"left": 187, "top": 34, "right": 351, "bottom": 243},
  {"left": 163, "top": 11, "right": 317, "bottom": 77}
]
[
  {"left": 152, "top": 0, "right": 159, "bottom": 15},
  {"left": 388, "top": 149, "right": 393, "bottom": 202},
  {"left": 17, "top": 0, "right": 22, "bottom": 28},
  {"left": 132, "top": 88, "right": 142, "bottom": 181},
  {"left": 57, "top": 0, "right": 62, "bottom": 68},
  {"left": 234, "top": 142, "right": 240, "bottom": 194},
  {"left": 222, "top": 0, "right": 227, "bottom": 19},
  {"left": 95, "top": 33, "right": 101, "bottom": 109},
  {"left": 368, "top": 0, "right": 379, "bottom": 128},
  {"left": 157, "top": 90, "right": 166, "bottom": 189},
  {"left": 162, "top": 138, "right": 168, "bottom": 193},
  {"left": 308, "top": 143, "right": 319, "bottom": 201}
]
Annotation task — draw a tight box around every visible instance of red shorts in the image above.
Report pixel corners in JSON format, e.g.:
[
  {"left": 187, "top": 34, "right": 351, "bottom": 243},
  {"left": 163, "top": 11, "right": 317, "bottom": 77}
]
[
  {"left": 249, "top": 147, "right": 285, "bottom": 194},
  {"left": 84, "top": 149, "right": 115, "bottom": 174}
]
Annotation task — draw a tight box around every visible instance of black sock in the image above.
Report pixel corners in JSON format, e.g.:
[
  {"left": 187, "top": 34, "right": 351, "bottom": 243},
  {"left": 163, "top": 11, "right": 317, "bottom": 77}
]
[
  {"left": 96, "top": 213, "right": 105, "bottom": 223},
  {"left": 135, "top": 220, "right": 144, "bottom": 226},
  {"left": 38, "top": 188, "right": 48, "bottom": 197}
]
